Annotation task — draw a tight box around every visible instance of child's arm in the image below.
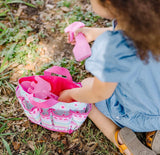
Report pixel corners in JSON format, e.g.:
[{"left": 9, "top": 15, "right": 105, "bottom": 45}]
[
  {"left": 58, "top": 77, "right": 117, "bottom": 103},
  {"left": 68, "top": 27, "right": 113, "bottom": 44},
  {"left": 75, "top": 27, "right": 113, "bottom": 42}
]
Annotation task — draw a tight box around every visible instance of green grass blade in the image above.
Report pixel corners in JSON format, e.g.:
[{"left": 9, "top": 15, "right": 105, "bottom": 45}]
[
  {"left": 6, "top": 0, "right": 36, "bottom": 8},
  {"left": 0, "top": 57, "right": 8, "bottom": 73},
  {"left": 0, "top": 57, "right": 13, "bottom": 74},
  {"left": 0, "top": 122, "right": 7, "bottom": 133},
  {"left": 0, "top": 28, "right": 7, "bottom": 41},
  {"left": 0, "top": 76, "right": 10, "bottom": 81},
  {"left": 0, "top": 116, "right": 23, "bottom": 121},
  {"left": 1, "top": 138, "right": 12, "bottom": 155},
  {"left": 0, "top": 22, "right": 7, "bottom": 29},
  {"left": 0, "top": 70, "right": 12, "bottom": 76},
  {"left": 5, "top": 81, "right": 15, "bottom": 91},
  {"left": 0, "top": 9, "right": 9, "bottom": 17},
  {"left": 0, "top": 133, "right": 14, "bottom": 136}
]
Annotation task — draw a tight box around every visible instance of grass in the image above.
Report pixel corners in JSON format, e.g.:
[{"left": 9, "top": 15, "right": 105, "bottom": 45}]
[
  {"left": 0, "top": 0, "right": 36, "bottom": 8},
  {"left": 0, "top": 2, "right": 40, "bottom": 154},
  {"left": 0, "top": 0, "right": 39, "bottom": 95},
  {"left": 0, "top": 116, "right": 23, "bottom": 155},
  {"left": 1, "top": 138, "right": 12, "bottom": 155},
  {"left": 0, "top": 24, "right": 39, "bottom": 64},
  {"left": 64, "top": 6, "right": 101, "bottom": 26},
  {"left": 57, "top": 0, "right": 72, "bottom": 8},
  {"left": 0, "top": 60, "right": 15, "bottom": 96},
  {"left": 0, "top": 1, "right": 119, "bottom": 154},
  {"left": 56, "top": 0, "right": 101, "bottom": 33}
]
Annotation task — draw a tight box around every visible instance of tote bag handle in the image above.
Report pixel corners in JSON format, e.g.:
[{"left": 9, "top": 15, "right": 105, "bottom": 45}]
[
  {"left": 27, "top": 94, "right": 59, "bottom": 108},
  {"left": 44, "top": 66, "right": 72, "bottom": 81}
]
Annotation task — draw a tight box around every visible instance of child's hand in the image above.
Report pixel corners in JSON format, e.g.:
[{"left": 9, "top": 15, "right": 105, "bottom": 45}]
[
  {"left": 58, "top": 89, "right": 75, "bottom": 103},
  {"left": 67, "top": 27, "right": 113, "bottom": 45},
  {"left": 67, "top": 27, "right": 95, "bottom": 45}
]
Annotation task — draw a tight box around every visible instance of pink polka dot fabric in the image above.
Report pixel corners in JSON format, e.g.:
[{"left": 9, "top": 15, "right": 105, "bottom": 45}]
[{"left": 16, "top": 66, "right": 92, "bottom": 133}]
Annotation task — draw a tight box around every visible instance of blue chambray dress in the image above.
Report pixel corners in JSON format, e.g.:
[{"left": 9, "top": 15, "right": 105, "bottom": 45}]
[{"left": 85, "top": 26, "right": 160, "bottom": 132}]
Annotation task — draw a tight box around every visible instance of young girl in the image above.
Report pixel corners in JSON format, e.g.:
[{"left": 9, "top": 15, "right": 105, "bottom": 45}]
[{"left": 58, "top": 0, "right": 160, "bottom": 154}]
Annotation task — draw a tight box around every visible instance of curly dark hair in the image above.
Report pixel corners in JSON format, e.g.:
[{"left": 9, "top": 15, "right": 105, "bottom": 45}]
[{"left": 99, "top": 0, "right": 160, "bottom": 62}]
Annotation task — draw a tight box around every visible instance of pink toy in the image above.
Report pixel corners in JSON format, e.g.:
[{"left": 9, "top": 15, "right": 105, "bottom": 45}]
[
  {"left": 21, "top": 76, "right": 58, "bottom": 100},
  {"left": 64, "top": 22, "right": 91, "bottom": 61},
  {"left": 21, "top": 81, "right": 33, "bottom": 92},
  {"left": 28, "top": 76, "right": 51, "bottom": 99}
]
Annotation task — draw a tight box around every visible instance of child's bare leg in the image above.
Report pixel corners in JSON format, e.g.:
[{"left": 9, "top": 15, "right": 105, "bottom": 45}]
[
  {"left": 89, "top": 104, "right": 131, "bottom": 155},
  {"left": 88, "top": 104, "right": 118, "bottom": 144}
]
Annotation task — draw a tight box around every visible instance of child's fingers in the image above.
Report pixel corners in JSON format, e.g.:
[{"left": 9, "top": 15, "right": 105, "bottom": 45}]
[
  {"left": 58, "top": 90, "right": 73, "bottom": 103},
  {"left": 67, "top": 32, "right": 71, "bottom": 42},
  {"left": 74, "top": 27, "right": 93, "bottom": 43},
  {"left": 66, "top": 27, "right": 89, "bottom": 44},
  {"left": 67, "top": 33, "right": 76, "bottom": 44},
  {"left": 74, "top": 27, "right": 86, "bottom": 37},
  {"left": 71, "top": 42, "right": 76, "bottom": 45}
]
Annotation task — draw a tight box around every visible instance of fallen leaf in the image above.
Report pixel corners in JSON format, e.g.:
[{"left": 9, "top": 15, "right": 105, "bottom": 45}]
[
  {"left": 61, "top": 7, "right": 70, "bottom": 13},
  {"left": 27, "top": 141, "right": 35, "bottom": 151},
  {"left": 37, "top": 136, "right": 47, "bottom": 143},
  {"left": 12, "top": 141, "right": 21, "bottom": 150},
  {"left": 46, "top": 4, "right": 54, "bottom": 9},
  {"left": 16, "top": 5, "right": 27, "bottom": 17},
  {"left": 58, "top": 148, "right": 62, "bottom": 153},
  {"left": 62, "top": 138, "right": 67, "bottom": 145},
  {"left": 51, "top": 133, "right": 61, "bottom": 140},
  {"left": 23, "top": 120, "right": 30, "bottom": 128},
  {"left": 0, "top": 96, "right": 8, "bottom": 103},
  {"left": 72, "top": 138, "right": 79, "bottom": 143},
  {"left": 59, "top": 132, "right": 67, "bottom": 136},
  {"left": 65, "top": 150, "right": 70, "bottom": 155},
  {"left": 26, "top": 36, "right": 36, "bottom": 45},
  {"left": 68, "top": 143, "right": 75, "bottom": 149},
  {"left": 86, "top": 142, "right": 98, "bottom": 155},
  {"left": 37, "top": 140, "right": 46, "bottom": 143},
  {"left": 79, "top": 141, "right": 83, "bottom": 150},
  {"left": 32, "top": 124, "right": 38, "bottom": 130}
]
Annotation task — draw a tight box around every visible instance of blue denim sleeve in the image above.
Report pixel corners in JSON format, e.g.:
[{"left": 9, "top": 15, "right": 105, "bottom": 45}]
[{"left": 85, "top": 31, "right": 142, "bottom": 82}]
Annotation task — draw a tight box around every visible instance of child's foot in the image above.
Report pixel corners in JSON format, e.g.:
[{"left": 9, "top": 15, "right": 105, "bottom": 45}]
[
  {"left": 117, "top": 133, "right": 132, "bottom": 155},
  {"left": 115, "top": 127, "right": 156, "bottom": 155},
  {"left": 146, "top": 130, "right": 160, "bottom": 154}
]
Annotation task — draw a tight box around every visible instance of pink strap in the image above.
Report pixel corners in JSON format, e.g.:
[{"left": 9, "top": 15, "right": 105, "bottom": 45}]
[
  {"left": 28, "top": 94, "right": 59, "bottom": 108},
  {"left": 44, "top": 66, "right": 72, "bottom": 81}
]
